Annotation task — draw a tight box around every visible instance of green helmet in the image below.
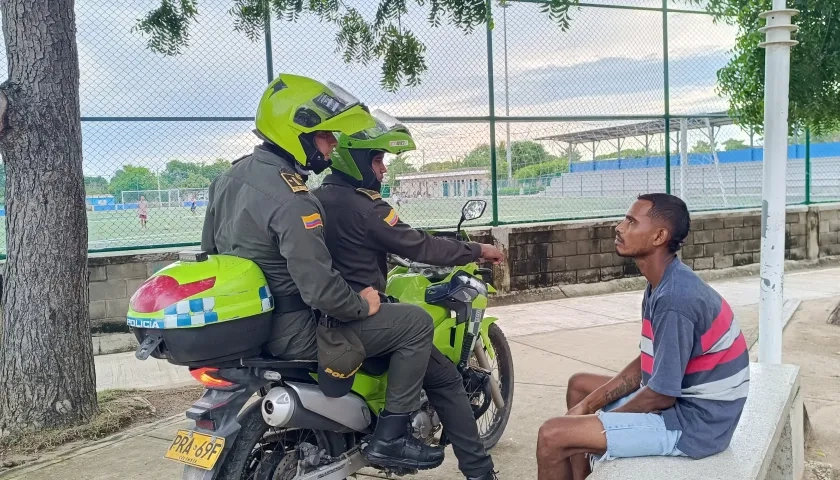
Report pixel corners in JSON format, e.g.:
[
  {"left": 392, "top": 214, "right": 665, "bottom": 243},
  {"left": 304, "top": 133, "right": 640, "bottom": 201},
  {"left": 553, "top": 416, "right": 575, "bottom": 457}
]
[
  {"left": 330, "top": 110, "right": 416, "bottom": 190},
  {"left": 255, "top": 74, "right": 377, "bottom": 172}
]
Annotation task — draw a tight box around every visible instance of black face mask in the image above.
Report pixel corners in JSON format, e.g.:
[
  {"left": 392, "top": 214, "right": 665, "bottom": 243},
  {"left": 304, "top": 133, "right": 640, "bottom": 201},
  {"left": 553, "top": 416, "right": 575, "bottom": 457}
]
[
  {"left": 350, "top": 148, "right": 382, "bottom": 191},
  {"left": 299, "top": 132, "right": 332, "bottom": 175}
]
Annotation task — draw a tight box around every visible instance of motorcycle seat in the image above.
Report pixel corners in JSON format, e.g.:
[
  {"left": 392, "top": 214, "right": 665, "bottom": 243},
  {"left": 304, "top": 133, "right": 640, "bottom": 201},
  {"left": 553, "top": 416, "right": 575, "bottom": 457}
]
[{"left": 239, "top": 355, "right": 390, "bottom": 377}]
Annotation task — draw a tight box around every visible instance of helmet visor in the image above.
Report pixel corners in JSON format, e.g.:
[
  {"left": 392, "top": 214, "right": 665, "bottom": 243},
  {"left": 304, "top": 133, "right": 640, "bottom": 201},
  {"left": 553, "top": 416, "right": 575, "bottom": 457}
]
[
  {"left": 358, "top": 109, "right": 411, "bottom": 139},
  {"left": 295, "top": 81, "right": 364, "bottom": 128}
]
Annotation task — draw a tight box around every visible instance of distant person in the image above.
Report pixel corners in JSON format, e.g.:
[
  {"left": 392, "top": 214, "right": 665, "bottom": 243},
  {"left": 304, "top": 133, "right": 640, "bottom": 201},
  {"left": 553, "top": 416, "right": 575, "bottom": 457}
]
[
  {"left": 190, "top": 195, "right": 197, "bottom": 215},
  {"left": 138, "top": 195, "right": 148, "bottom": 229},
  {"left": 535, "top": 193, "right": 749, "bottom": 480}
]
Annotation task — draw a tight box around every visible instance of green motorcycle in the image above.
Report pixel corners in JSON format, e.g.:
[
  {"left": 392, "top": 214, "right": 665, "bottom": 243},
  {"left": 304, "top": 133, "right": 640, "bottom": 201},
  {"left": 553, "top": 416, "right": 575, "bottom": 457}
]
[{"left": 128, "top": 199, "right": 514, "bottom": 480}]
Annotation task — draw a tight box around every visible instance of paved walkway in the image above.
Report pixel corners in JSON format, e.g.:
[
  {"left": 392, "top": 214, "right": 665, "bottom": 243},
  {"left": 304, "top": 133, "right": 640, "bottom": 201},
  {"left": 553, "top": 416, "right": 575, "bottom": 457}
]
[{"left": 96, "top": 265, "right": 840, "bottom": 391}]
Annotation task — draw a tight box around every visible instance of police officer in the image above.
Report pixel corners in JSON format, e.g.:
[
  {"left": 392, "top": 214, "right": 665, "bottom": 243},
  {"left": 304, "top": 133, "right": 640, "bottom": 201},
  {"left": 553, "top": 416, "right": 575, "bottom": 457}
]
[
  {"left": 200, "top": 75, "right": 444, "bottom": 470},
  {"left": 312, "top": 111, "right": 504, "bottom": 480}
]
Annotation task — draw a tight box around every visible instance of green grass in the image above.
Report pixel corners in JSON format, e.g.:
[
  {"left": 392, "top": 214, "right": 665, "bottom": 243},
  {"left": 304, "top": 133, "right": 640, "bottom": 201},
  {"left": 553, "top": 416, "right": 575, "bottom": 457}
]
[{"left": 0, "top": 193, "right": 777, "bottom": 255}]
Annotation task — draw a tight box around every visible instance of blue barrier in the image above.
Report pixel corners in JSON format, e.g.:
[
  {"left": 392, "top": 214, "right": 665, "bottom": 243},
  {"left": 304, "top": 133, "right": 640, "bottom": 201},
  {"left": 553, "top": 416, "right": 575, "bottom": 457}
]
[
  {"left": 89, "top": 201, "right": 208, "bottom": 212},
  {"left": 568, "top": 142, "right": 840, "bottom": 173}
]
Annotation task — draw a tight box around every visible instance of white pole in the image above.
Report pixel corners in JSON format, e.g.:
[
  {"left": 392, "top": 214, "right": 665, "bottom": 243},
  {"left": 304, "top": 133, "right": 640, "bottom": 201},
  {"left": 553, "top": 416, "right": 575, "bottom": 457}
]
[{"left": 757, "top": 2, "right": 798, "bottom": 365}]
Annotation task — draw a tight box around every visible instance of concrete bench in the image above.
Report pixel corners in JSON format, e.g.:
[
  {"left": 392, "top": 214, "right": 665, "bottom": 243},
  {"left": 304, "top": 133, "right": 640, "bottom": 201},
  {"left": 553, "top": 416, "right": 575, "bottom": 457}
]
[{"left": 589, "top": 363, "right": 804, "bottom": 480}]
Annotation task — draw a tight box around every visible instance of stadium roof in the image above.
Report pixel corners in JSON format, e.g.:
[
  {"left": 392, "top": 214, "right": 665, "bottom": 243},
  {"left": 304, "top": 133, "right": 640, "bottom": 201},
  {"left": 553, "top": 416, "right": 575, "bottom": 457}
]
[{"left": 534, "top": 114, "right": 736, "bottom": 144}]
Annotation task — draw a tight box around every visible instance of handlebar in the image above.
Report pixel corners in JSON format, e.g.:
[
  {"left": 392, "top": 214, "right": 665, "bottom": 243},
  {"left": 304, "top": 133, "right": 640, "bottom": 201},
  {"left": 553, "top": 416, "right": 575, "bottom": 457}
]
[
  {"left": 387, "top": 254, "right": 451, "bottom": 277},
  {"left": 388, "top": 254, "right": 412, "bottom": 268}
]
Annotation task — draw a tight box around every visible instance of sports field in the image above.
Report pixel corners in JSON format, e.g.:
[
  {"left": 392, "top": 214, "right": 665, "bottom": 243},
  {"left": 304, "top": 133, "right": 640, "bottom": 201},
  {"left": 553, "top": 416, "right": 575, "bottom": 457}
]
[{"left": 0, "top": 193, "right": 772, "bottom": 255}]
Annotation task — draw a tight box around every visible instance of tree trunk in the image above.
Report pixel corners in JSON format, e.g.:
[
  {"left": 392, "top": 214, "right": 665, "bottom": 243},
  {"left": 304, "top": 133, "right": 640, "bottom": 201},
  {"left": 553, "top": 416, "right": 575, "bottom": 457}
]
[{"left": 0, "top": 0, "right": 97, "bottom": 433}]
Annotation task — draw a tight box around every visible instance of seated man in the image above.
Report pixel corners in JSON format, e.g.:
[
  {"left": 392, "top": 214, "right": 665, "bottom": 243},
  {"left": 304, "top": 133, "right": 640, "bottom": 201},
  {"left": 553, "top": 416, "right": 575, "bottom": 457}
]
[
  {"left": 312, "top": 112, "right": 504, "bottom": 480},
  {"left": 536, "top": 193, "right": 749, "bottom": 480}
]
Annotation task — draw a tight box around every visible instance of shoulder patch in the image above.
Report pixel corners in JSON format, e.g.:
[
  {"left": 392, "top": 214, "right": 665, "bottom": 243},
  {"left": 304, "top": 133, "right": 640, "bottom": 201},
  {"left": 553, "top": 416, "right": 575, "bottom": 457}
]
[
  {"left": 355, "top": 188, "right": 382, "bottom": 201},
  {"left": 383, "top": 208, "right": 399, "bottom": 227},
  {"left": 281, "top": 172, "right": 308, "bottom": 193},
  {"left": 301, "top": 213, "right": 323, "bottom": 229}
]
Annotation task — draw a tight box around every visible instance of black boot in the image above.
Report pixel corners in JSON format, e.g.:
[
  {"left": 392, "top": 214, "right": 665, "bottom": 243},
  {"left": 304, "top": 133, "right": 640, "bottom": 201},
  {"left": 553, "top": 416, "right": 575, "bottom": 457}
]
[
  {"left": 362, "top": 410, "right": 445, "bottom": 471},
  {"left": 467, "top": 470, "right": 499, "bottom": 480}
]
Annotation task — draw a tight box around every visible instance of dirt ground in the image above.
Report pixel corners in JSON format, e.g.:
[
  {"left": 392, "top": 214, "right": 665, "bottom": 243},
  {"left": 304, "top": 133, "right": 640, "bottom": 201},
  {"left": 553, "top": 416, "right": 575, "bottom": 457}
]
[
  {"left": 784, "top": 295, "right": 840, "bottom": 477},
  {"left": 0, "top": 384, "right": 203, "bottom": 474}
]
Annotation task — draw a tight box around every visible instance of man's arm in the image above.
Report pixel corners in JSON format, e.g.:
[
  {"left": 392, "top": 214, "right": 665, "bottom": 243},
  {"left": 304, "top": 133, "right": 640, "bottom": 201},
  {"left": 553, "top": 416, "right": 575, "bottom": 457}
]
[
  {"left": 365, "top": 202, "right": 482, "bottom": 266},
  {"left": 200, "top": 181, "right": 217, "bottom": 254},
  {"left": 572, "top": 355, "right": 643, "bottom": 414},
  {"left": 272, "top": 196, "right": 372, "bottom": 321},
  {"left": 612, "top": 310, "right": 695, "bottom": 413}
]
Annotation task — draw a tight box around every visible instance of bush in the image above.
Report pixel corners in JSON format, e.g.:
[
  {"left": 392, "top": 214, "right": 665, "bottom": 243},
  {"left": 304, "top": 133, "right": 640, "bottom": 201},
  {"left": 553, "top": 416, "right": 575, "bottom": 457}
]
[{"left": 514, "top": 160, "right": 569, "bottom": 180}]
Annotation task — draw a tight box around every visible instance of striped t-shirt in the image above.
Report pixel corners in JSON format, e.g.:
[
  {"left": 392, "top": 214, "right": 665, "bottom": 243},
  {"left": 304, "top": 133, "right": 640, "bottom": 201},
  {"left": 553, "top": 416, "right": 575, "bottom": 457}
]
[{"left": 640, "top": 257, "right": 749, "bottom": 459}]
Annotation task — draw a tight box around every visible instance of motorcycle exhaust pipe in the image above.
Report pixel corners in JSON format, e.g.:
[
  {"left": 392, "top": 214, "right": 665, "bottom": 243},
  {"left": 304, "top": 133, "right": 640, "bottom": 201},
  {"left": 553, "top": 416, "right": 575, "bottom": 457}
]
[
  {"left": 262, "top": 382, "right": 372, "bottom": 434},
  {"left": 473, "top": 340, "right": 505, "bottom": 409}
]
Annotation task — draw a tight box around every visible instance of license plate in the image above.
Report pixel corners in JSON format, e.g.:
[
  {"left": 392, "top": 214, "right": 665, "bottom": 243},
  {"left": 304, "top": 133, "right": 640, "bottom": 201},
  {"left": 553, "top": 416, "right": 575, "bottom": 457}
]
[{"left": 164, "top": 429, "right": 226, "bottom": 470}]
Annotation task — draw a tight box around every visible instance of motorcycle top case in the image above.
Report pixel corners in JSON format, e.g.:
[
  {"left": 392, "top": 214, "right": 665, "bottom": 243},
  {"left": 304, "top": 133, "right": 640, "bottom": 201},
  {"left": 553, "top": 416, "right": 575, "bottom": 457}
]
[{"left": 127, "top": 252, "right": 275, "bottom": 365}]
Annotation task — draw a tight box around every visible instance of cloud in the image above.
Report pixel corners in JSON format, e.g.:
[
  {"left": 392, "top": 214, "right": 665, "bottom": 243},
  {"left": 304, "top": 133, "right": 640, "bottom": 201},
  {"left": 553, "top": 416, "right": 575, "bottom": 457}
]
[{"left": 0, "top": 0, "right": 742, "bottom": 177}]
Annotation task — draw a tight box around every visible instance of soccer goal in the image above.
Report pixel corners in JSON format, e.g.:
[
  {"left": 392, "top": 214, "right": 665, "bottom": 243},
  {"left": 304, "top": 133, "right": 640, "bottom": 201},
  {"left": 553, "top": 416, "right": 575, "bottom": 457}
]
[{"left": 121, "top": 189, "right": 181, "bottom": 208}]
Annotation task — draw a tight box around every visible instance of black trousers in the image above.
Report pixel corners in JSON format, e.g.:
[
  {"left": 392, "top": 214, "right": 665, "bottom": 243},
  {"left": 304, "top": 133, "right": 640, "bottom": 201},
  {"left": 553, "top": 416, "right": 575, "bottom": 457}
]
[{"left": 425, "top": 347, "right": 494, "bottom": 477}]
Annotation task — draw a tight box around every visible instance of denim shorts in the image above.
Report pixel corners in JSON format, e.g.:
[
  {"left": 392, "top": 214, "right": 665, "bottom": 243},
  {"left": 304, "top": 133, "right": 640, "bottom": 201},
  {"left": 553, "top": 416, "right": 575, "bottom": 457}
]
[{"left": 588, "top": 390, "right": 686, "bottom": 470}]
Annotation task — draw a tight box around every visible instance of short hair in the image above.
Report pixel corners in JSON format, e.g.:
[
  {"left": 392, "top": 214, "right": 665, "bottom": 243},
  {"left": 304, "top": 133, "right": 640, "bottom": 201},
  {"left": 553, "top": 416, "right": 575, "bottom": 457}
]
[{"left": 637, "top": 193, "right": 691, "bottom": 253}]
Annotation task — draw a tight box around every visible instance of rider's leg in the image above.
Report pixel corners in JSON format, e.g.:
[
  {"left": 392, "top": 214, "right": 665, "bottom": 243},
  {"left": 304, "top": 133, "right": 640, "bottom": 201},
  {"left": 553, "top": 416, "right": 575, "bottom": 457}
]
[
  {"left": 351, "top": 303, "right": 444, "bottom": 470},
  {"left": 263, "top": 309, "right": 318, "bottom": 360},
  {"left": 424, "top": 347, "right": 495, "bottom": 479},
  {"left": 565, "top": 373, "right": 613, "bottom": 480}
]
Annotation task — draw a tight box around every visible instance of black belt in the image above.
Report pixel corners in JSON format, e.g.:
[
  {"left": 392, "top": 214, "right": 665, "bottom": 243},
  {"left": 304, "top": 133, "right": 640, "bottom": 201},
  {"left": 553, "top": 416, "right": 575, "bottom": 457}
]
[
  {"left": 318, "top": 315, "right": 341, "bottom": 328},
  {"left": 273, "top": 294, "right": 310, "bottom": 315}
]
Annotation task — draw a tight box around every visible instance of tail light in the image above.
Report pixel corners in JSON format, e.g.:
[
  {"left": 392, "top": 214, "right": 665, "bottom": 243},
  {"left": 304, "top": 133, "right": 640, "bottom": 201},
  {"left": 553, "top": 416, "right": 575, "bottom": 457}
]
[
  {"left": 195, "top": 418, "right": 216, "bottom": 431},
  {"left": 190, "top": 367, "right": 235, "bottom": 388},
  {"left": 130, "top": 276, "right": 216, "bottom": 313}
]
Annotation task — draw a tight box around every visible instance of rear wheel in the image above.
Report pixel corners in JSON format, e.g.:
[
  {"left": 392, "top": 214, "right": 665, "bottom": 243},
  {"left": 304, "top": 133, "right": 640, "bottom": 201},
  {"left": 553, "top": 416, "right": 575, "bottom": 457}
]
[
  {"left": 467, "top": 323, "right": 514, "bottom": 450},
  {"left": 193, "top": 406, "right": 348, "bottom": 480}
]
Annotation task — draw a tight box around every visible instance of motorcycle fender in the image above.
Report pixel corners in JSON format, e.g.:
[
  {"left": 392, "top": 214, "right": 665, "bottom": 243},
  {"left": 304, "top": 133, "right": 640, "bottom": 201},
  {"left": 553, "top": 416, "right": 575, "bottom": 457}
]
[
  {"left": 181, "top": 390, "right": 264, "bottom": 480},
  {"left": 478, "top": 316, "right": 498, "bottom": 359}
]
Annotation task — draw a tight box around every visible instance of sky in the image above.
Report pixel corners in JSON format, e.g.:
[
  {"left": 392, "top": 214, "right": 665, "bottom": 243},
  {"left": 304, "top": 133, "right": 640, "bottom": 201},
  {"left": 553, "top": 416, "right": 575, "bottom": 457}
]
[{"left": 0, "top": 0, "right": 746, "bottom": 179}]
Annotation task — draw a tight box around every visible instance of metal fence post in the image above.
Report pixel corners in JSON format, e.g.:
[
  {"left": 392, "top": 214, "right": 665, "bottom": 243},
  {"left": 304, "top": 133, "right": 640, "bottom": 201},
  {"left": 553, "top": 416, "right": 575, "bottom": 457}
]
[
  {"left": 805, "top": 128, "right": 811, "bottom": 204},
  {"left": 486, "top": 0, "right": 499, "bottom": 226},
  {"left": 264, "top": 5, "right": 274, "bottom": 83},
  {"left": 662, "top": 0, "right": 671, "bottom": 194}
]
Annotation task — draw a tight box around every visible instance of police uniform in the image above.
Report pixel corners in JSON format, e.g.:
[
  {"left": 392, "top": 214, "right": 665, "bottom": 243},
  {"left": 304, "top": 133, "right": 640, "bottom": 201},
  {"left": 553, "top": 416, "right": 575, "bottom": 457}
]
[
  {"left": 313, "top": 173, "right": 495, "bottom": 478},
  {"left": 200, "top": 144, "right": 433, "bottom": 413}
]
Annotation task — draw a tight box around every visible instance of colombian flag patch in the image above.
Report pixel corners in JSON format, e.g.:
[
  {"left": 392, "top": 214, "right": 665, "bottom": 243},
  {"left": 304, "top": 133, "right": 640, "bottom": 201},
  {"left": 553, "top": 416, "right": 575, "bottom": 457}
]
[
  {"left": 383, "top": 208, "right": 399, "bottom": 227},
  {"left": 301, "top": 213, "right": 323, "bottom": 229}
]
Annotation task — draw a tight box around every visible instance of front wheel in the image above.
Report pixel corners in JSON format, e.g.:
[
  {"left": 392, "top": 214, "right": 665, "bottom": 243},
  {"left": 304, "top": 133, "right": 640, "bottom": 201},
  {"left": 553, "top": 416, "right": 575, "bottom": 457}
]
[
  {"left": 188, "top": 406, "right": 347, "bottom": 480},
  {"left": 468, "top": 322, "right": 514, "bottom": 450}
]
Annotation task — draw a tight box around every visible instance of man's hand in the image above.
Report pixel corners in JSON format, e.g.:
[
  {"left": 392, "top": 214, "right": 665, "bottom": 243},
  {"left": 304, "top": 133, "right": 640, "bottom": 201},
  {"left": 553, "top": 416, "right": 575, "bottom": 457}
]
[
  {"left": 479, "top": 244, "right": 505, "bottom": 264},
  {"left": 565, "top": 401, "right": 593, "bottom": 416},
  {"left": 360, "top": 287, "right": 381, "bottom": 316}
]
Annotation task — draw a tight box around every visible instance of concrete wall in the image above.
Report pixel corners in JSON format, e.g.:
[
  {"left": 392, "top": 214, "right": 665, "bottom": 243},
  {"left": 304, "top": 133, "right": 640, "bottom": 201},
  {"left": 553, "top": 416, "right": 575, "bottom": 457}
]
[
  {"left": 87, "top": 252, "right": 177, "bottom": 332},
  {"left": 819, "top": 208, "right": 840, "bottom": 257},
  {"left": 496, "top": 203, "right": 839, "bottom": 294}
]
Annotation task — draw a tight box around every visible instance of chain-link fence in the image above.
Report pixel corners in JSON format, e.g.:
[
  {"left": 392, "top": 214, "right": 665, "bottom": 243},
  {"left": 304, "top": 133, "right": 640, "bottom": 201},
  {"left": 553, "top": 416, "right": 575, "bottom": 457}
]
[{"left": 0, "top": 0, "right": 836, "bottom": 255}]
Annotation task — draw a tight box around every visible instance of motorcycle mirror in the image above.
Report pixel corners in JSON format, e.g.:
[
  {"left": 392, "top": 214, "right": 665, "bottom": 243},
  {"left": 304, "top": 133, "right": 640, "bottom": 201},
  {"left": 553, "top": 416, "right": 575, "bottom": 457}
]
[{"left": 461, "top": 200, "right": 487, "bottom": 222}]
